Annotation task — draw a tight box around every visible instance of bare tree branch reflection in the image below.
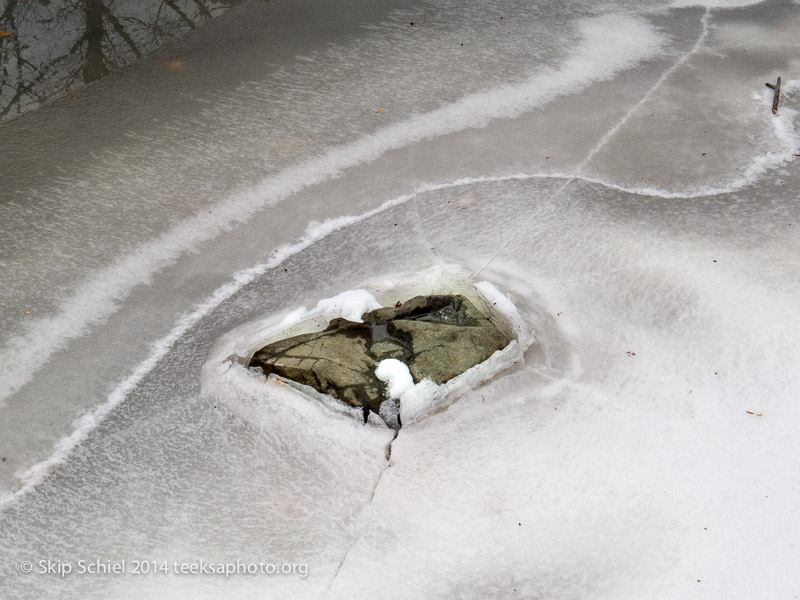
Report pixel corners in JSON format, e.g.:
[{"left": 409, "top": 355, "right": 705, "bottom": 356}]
[
  {"left": 0, "top": 0, "right": 244, "bottom": 120},
  {"left": 164, "top": 0, "right": 196, "bottom": 31}
]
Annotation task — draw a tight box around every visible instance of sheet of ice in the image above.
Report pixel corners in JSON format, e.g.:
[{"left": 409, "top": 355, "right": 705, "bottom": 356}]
[
  {"left": 672, "top": 0, "right": 765, "bottom": 6},
  {"left": 0, "top": 9, "right": 665, "bottom": 408},
  {"left": 1, "top": 0, "right": 800, "bottom": 598}
]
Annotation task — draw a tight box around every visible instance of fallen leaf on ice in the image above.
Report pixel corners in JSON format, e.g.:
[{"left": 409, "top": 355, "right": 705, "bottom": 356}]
[{"left": 161, "top": 59, "right": 188, "bottom": 71}]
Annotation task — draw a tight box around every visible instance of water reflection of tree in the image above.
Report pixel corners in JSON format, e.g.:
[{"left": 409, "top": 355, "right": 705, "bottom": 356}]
[{"left": 0, "top": 0, "right": 241, "bottom": 119}]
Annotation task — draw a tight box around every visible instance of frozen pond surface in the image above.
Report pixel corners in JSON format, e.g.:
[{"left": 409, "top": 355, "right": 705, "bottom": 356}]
[{"left": 1, "top": 0, "right": 799, "bottom": 597}]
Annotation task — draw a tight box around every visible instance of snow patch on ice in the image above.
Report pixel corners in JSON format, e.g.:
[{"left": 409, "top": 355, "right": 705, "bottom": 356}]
[
  {"left": 375, "top": 359, "right": 415, "bottom": 400},
  {"left": 316, "top": 290, "right": 383, "bottom": 323},
  {"left": 398, "top": 380, "right": 442, "bottom": 425}
]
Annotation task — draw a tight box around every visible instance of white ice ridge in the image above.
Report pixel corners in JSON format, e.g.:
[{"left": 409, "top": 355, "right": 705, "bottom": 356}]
[
  {"left": 308, "top": 290, "right": 383, "bottom": 324},
  {"left": 0, "top": 13, "right": 665, "bottom": 408}
]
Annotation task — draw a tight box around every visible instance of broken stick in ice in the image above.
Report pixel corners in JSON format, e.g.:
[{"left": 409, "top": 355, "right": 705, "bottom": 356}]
[{"left": 765, "top": 77, "right": 781, "bottom": 114}]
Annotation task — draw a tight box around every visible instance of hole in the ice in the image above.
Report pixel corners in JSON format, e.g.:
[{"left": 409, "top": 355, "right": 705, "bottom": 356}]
[{"left": 247, "top": 294, "right": 515, "bottom": 428}]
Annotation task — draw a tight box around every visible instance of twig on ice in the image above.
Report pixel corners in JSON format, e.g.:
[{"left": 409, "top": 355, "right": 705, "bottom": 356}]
[{"left": 765, "top": 77, "right": 781, "bottom": 114}]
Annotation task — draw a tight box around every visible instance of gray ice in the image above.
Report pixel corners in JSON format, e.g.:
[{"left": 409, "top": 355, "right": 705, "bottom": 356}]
[{"left": 1, "top": 0, "right": 799, "bottom": 598}]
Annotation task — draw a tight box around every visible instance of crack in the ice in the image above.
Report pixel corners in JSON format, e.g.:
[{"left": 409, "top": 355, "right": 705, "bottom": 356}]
[
  {"left": 411, "top": 194, "right": 444, "bottom": 266},
  {"left": 473, "top": 7, "right": 712, "bottom": 279},
  {"left": 321, "top": 429, "right": 398, "bottom": 597},
  {"left": 580, "top": 7, "right": 712, "bottom": 167}
]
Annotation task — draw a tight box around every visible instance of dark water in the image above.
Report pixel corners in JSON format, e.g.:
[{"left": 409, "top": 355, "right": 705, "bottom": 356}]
[{"left": 0, "top": 0, "right": 246, "bottom": 119}]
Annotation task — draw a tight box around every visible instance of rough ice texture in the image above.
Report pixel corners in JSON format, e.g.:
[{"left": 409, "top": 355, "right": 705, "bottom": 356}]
[{"left": 2, "top": 1, "right": 800, "bottom": 599}]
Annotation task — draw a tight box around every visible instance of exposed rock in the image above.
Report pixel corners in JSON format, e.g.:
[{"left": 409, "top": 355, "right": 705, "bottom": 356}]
[{"left": 248, "top": 295, "right": 512, "bottom": 422}]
